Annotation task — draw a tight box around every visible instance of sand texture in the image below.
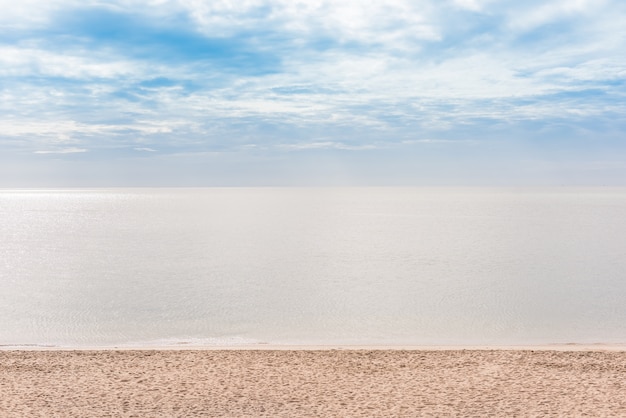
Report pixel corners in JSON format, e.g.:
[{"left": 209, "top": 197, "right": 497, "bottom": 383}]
[{"left": 1, "top": 349, "right": 626, "bottom": 417}]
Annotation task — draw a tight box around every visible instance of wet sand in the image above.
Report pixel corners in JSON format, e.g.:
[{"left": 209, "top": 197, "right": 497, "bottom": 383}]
[{"left": 2, "top": 349, "right": 626, "bottom": 417}]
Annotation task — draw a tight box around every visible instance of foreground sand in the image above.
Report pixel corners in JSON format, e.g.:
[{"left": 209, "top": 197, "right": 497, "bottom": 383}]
[{"left": 2, "top": 349, "right": 626, "bottom": 417}]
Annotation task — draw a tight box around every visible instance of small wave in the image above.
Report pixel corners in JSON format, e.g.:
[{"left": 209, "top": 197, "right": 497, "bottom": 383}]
[
  {"left": 121, "top": 336, "right": 266, "bottom": 348},
  {"left": 0, "top": 343, "right": 59, "bottom": 349}
]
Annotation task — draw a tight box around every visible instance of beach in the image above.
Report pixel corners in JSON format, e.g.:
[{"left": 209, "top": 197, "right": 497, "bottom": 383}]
[{"left": 2, "top": 348, "right": 626, "bottom": 417}]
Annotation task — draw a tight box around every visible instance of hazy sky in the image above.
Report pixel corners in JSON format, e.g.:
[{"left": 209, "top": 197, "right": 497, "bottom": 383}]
[{"left": 1, "top": 0, "right": 625, "bottom": 186}]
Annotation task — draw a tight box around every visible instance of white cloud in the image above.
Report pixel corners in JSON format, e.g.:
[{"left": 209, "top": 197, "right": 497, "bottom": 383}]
[
  {"left": 280, "top": 141, "right": 379, "bottom": 151},
  {"left": 507, "top": 0, "right": 606, "bottom": 32},
  {"left": 402, "top": 139, "right": 478, "bottom": 144},
  {"left": 180, "top": 0, "right": 440, "bottom": 45},
  {"left": 0, "top": 0, "right": 73, "bottom": 28},
  {"left": 33, "top": 147, "right": 87, "bottom": 154},
  {"left": 0, "top": 47, "right": 140, "bottom": 79},
  {"left": 0, "top": 119, "right": 185, "bottom": 137},
  {"left": 451, "top": 0, "right": 490, "bottom": 12}
]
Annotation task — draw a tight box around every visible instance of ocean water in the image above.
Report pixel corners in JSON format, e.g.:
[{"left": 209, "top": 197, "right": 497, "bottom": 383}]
[{"left": 1, "top": 188, "right": 626, "bottom": 347}]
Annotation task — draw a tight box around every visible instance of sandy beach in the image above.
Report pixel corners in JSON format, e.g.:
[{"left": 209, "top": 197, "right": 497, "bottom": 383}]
[{"left": 1, "top": 348, "right": 626, "bottom": 417}]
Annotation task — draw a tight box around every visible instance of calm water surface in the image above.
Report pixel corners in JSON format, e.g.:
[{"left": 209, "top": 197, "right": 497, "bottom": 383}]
[{"left": 1, "top": 188, "right": 625, "bottom": 347}]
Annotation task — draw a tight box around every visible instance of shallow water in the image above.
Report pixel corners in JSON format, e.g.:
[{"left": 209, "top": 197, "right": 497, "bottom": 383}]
[{"left": 1, "top": 188, "right": 625, "bottom": 347}]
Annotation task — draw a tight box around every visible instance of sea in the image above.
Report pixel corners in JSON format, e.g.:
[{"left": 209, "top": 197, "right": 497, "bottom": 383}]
[{"left": 1, "top": 188, "right": 625, "bottom": 348}]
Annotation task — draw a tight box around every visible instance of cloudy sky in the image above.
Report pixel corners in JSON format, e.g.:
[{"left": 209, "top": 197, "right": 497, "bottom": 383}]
[{"left": 1, "top": 0, "right": 625, "bottom": 186}]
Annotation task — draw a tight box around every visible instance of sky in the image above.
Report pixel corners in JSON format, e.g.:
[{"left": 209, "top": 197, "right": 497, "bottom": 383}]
[{"left": 1, "top": 0, "right": 625, "bottom": 186}]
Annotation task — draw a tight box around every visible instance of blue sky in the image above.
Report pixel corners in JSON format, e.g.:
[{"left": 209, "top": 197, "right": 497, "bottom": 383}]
[{"left": 1, "top": 0, "right": 625, "bottom": 186}]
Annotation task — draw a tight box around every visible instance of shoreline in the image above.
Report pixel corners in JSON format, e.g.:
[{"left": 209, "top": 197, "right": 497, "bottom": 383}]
[{"left": 3, "top": 343, "right": 626, "bottom": 351}]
